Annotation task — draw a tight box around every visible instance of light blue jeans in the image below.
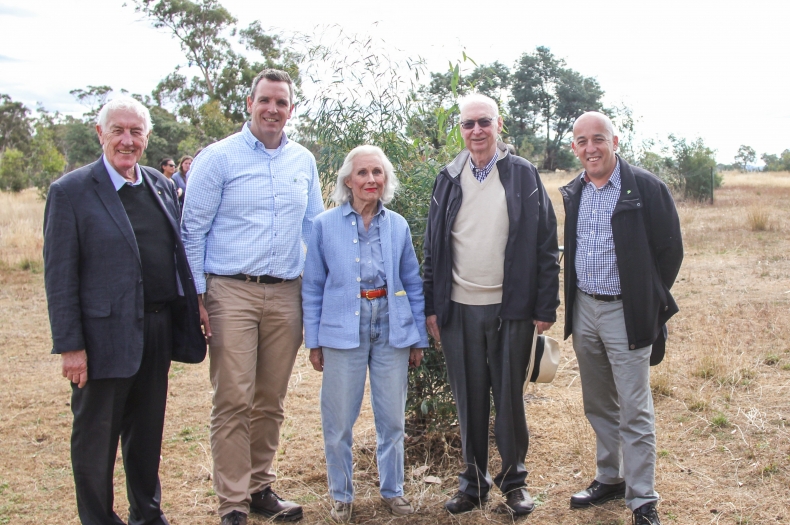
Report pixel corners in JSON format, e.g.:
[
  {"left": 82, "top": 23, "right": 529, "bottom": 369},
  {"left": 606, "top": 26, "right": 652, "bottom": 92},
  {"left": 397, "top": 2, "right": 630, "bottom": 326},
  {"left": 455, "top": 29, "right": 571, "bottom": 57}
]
[{"left": 320, "top": 296, "right": 410, "bottom": 503}]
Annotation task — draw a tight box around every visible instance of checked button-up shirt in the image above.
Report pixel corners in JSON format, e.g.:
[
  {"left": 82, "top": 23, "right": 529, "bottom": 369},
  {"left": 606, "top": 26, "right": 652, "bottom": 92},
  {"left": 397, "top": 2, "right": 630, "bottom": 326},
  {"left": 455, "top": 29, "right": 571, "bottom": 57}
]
[
  {"left": 575, "top": 160, "right": 622, "bottom": 296},
  {"left": 181, "top": 123, "right": 324, "bottom": 294}
]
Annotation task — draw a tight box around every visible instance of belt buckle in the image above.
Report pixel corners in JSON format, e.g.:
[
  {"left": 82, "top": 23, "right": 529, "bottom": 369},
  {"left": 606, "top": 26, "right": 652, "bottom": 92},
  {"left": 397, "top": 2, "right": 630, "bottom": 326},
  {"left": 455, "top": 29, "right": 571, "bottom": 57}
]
[{"left": 362, "top": 289, "right": 371, "bottom": 300}]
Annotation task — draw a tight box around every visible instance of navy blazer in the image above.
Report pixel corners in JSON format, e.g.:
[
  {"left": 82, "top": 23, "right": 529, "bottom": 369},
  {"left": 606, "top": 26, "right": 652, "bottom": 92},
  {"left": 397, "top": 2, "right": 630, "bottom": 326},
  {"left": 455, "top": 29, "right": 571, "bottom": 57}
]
[{"left": 43, "top": 157, "right": 206, "bottom": 380}]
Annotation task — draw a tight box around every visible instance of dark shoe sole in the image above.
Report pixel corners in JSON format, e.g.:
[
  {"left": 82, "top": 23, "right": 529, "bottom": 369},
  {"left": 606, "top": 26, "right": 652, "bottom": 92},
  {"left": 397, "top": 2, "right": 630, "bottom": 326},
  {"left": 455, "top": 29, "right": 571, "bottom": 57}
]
[
  {"left": 249, "top": 508, "right": 304, "bottom": 522},
  {"left": 570, "top": 491, "right": 625, "bottom": 509}
]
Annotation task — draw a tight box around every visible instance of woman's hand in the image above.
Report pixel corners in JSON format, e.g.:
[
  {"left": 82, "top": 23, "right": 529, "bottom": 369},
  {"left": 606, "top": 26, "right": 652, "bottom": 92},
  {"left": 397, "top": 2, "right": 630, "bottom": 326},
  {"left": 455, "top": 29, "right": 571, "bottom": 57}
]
[
  {"left": 409, "top": 348, "right": 424, "bottom": 368},
  {"left": 309, "top": 348, "right": 324, "bottom": 372}
]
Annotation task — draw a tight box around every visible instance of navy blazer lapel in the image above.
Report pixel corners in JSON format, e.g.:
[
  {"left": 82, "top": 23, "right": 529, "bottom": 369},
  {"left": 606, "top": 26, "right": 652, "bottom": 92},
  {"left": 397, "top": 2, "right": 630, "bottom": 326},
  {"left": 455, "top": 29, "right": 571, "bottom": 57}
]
[
  {"left": 91, "top": 158, "right": 141, "bottom": 264},
  {"left": 141, "top": 167, "right": 179, "bottom": 235}
]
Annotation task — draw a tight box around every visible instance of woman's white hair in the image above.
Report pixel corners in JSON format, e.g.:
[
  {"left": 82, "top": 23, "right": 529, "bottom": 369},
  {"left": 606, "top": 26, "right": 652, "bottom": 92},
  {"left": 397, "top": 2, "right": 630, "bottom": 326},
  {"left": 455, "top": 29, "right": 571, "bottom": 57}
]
[
  {"left": 96, "top": 96, "right": 153, "bottom": 134},
  {"left": 331, "top": 145, "right": 399, "bottom": 205}
]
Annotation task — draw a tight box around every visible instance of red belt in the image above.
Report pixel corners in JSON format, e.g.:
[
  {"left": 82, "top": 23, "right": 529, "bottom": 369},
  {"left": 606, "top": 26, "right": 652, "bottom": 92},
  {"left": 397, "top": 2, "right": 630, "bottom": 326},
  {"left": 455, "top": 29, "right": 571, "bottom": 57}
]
[{"left": 361, "top": 287, "right": 387, "bottom": 299}]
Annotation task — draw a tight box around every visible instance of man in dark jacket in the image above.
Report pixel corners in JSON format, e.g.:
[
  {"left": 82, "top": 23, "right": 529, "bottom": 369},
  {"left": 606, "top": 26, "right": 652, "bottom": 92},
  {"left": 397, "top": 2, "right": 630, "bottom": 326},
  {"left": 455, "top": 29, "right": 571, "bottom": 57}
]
[
  {"left": 560, "top": 111, "right": 683, "bottom": 525},
  {"left": 43, "top": 97, "right": 206, "bottom": 525},
  {"left": 423, "top": 93, "right": 560, "bottom": 516}
]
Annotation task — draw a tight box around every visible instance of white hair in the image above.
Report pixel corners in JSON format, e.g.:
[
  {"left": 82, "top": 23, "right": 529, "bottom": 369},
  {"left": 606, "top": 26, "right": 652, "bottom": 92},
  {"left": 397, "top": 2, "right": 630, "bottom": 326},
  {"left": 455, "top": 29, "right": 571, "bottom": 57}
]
[
  {"left": 458, "top": 93, "right": 499, "bottom": 118},
  {"left": 331, "top": 145, "right": 399, "bottom": 205},
  {"left": 96, "top": 97, "right": 153, "bottom": 134}
]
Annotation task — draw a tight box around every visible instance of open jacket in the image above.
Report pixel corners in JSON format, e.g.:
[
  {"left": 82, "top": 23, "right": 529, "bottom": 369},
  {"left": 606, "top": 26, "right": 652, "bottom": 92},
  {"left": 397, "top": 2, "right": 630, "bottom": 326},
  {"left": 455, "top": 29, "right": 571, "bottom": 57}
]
[
  {"left": 559, "top": 155, "right": 683, "bottom": 364},
  {"left": 43, "top": 158, "right": 206, "bottom": 379},
  {"left": 423, "top": 143, "right": 560, "bottom": 326},
  {"left": 302, "top": 202, "right": 429, "bottom": 350}
]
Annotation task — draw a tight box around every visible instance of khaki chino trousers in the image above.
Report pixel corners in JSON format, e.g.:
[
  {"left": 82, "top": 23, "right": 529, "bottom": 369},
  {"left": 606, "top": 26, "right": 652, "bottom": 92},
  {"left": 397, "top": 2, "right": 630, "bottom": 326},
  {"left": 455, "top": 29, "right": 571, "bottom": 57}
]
[{"left": 204, "top": 275, "right": 303, "bottom": 516}]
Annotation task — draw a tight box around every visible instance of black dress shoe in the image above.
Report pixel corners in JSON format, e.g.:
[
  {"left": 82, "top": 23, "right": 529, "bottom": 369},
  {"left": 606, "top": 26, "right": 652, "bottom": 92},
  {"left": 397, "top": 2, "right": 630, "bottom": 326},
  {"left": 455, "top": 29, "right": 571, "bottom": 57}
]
[
  {"left": 220, "top": 511, "right": 247, "bottom": 525},
  {"left": 570, "top": 480, "right": 626, "bottom": 508},
  {"left": 250, "top": 487, "right": 303, "bottom": 521},
  {"left": 495, "top": 487, "right": 535, "bottom": 516},
  {"left": 444, "top": 491, "right": 489, "bottom": 514},
  {"left": 632, "top": 502, "right": 661, "bottom": 525}
]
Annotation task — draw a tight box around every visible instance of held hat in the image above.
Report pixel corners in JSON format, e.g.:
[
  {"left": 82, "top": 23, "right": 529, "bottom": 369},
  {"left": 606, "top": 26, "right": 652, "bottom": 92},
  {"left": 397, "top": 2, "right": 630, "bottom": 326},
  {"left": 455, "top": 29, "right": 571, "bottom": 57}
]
[{"left": 524, "top": 328, "right": 560, "bottom": 388}]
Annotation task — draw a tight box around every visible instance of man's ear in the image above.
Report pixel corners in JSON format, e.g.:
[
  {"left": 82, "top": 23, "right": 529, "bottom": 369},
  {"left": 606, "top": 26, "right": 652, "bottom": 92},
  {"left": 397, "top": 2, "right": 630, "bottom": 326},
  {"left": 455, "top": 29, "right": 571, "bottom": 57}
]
[{"left": 95, "top": 124, "right": 104, "bottom": 145}]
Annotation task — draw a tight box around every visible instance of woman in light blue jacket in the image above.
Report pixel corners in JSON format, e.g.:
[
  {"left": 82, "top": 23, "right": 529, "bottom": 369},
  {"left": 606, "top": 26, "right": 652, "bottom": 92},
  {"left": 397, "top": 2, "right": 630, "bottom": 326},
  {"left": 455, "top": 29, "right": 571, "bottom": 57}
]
[{"left": 302, "top": 145, "right": 429, "bottom": 523}]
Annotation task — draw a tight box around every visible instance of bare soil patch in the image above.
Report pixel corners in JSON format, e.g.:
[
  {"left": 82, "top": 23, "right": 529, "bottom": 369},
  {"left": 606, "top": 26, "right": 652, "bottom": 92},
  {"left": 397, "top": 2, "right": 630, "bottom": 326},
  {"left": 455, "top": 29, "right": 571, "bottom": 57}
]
[{"left": 1, "top": 171, "right": 789, "bottom": 524}]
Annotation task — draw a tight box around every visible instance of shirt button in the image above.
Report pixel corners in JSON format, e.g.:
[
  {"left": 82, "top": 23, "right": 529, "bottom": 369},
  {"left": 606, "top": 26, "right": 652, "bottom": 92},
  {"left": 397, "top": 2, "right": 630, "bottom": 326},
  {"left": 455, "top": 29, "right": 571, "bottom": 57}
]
[
  {"left": 351, "top": 221, "right": 356, "bottom": 225},
  {"left": 355, "top": 311, "right": 359, "bottom": 316},
  {"left": 356, "top": 277, "right": 361, "bottom": 282},
  {"left": 355, "top": 258, "right": 360, "bottom": 262},
  {"left": 353, "top": 239, "right": 357, "bottom": 243},
  {"left": 357, "top": 294, "right": 361, "bottom": 298}
]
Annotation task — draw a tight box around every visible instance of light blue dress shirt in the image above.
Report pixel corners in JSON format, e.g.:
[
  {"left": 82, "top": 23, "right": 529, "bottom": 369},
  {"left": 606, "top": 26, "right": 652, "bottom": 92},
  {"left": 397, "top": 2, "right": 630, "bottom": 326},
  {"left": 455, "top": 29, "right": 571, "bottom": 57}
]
[
  {"left": 181, "top": 124, "right": 324, "bottom": 293},
  {"left": 354, "top": 203, "right": 386, "bottom": 289}
]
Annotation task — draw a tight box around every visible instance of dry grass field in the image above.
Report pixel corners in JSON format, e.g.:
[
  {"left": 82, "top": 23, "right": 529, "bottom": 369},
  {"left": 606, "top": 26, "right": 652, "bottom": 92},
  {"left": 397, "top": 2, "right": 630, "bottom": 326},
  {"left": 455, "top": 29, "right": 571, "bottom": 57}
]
[{"left": 1, "top": 171, "right": 789, "bottom": 525}]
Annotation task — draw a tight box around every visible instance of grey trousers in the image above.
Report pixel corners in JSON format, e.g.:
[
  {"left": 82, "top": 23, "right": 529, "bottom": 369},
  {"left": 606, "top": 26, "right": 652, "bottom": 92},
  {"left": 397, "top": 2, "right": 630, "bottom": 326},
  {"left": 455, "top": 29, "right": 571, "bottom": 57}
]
[
  {"left": 572, "top": 291, "right": 658, "bottom": 511},
  {"left": 442, "top": 301, "right": 534, "bottom": 497}
]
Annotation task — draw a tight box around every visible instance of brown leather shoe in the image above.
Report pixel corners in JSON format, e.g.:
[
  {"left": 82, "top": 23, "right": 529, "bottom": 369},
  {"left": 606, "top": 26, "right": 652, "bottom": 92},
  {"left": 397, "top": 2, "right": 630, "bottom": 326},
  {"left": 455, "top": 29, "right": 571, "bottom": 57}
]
[
  {"left": 220, "top": 510, "right": 247, "bottom": 525},
  {"left": 250, "top": 487, "right": 303, "bottom": 522}
]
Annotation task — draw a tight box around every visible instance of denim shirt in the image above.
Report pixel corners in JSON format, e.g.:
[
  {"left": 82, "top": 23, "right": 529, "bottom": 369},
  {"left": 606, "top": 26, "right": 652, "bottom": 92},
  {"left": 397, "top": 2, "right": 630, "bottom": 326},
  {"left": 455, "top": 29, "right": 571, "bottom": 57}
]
[
  {"left": 302, "top": 202, "right": 429, "bottom": 350},
  {"left": 353, "top": 202, "right": 386, "bottom": 289}
]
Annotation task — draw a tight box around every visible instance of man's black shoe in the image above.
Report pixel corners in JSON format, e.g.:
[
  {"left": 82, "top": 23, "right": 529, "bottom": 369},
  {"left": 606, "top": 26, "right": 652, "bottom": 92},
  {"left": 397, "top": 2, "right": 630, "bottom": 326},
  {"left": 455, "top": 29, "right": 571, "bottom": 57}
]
[
  {"left": 220, "top": 510, "right": 247, "bottom": 525},
  {"left": 570, "top": 480, "right": 626, "bottom": 508},
  {"left": 632, "top": 502, "right": 661, "bottom": 525},
  {"left": 444, "top": 491, "right": 489, "bottom": 514},
  {"left": 250, "top": 487, "right": 303, "bottom": 521},
  {"left": 494, "top": 487, "right": 535, "bottom": 516}
]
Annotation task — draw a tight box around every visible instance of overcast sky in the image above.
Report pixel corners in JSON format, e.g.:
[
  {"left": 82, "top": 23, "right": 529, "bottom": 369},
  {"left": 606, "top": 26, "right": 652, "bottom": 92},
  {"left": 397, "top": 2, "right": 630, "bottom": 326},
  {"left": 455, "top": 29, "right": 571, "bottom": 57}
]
[{"left": 1, "top": 0, "right": 787, "bottom": 163}]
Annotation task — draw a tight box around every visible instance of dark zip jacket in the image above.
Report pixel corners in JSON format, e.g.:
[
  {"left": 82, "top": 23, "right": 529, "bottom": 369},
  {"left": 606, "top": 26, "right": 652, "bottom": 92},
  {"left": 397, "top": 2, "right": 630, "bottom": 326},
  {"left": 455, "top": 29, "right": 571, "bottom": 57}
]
[
  {"left": 423, "top": 143, "right": 560, "bottom": 326},
  {"left": 559, "top": 155, "right": 683, "bottom": 365}
]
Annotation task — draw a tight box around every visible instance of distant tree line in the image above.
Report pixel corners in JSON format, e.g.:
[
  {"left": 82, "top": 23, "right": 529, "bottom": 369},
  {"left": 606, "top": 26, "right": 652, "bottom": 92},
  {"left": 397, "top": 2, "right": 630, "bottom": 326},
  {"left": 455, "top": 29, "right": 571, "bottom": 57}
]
[{"left": 0, "top": 0, "right": 752, "bottom": 205}]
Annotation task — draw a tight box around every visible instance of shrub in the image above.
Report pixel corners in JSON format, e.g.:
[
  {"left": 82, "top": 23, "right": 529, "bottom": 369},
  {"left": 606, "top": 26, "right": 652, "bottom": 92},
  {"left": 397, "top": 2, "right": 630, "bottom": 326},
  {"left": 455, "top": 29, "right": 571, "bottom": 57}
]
[
  {"left": 747, "top": 208, "right": 769, "bottom": 232},
  {"left": 0, "top": 148, "right": 29, "bottom": 192}
]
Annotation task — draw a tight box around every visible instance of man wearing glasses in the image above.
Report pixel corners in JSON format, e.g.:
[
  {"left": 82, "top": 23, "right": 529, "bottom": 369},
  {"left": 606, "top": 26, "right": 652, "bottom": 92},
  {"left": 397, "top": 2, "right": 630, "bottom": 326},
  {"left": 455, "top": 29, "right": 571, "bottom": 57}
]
[{"left": 423, "top": 94, "right": 560, "bottom": 516}]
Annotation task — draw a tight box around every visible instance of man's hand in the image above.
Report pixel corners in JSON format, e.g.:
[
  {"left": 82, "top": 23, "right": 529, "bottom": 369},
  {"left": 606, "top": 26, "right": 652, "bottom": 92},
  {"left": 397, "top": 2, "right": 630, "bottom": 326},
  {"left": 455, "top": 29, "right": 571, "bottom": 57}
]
[
  {"left": 426, "top": 315, "right": 441, "bottom": 345},
  {"left": 62, "top": 350, "right": 88, "bottom": 388},
  {"left": 309, "top": 348, "right": 324, "bottom": 372},
  {"left": 409, "top": 348, "right": 424, "bottom": 368},
  {"left": 197, "top": 295, "right": 212, "bottom": 339},
  {"left": 533, "top": 320, "right": 554, "bottom": 335}
]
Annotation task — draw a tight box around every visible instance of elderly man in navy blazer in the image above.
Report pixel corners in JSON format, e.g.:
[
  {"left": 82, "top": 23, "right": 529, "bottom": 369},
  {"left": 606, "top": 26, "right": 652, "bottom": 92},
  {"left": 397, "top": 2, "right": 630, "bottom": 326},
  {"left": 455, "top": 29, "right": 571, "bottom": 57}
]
[{"left": 43, "top": 97, "right": 206, "bottom": 525}]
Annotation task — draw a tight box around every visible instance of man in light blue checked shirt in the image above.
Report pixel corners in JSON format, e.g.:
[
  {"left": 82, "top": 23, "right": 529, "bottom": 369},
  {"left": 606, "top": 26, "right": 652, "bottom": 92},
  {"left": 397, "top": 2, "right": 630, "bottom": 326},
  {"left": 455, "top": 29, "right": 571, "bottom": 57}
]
[{"left": 181, "top": 69, "right": 323, "bottom": 525}]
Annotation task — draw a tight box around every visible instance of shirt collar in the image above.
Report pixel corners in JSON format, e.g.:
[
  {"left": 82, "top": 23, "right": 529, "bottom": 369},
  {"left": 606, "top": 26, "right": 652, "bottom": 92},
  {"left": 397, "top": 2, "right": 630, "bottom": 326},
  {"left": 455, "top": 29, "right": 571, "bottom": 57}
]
[
  {"left": 581, "top": 158, "right": 621, "bottom": 190},
  {"left": 103, "top": 155, "right": 142, "bottom": 192},
  {"left": 341, "top": 200, "right": 386, "bottom": 217},
  {"left": 242, "top": 122, "right": 289, "bottom": 152},
  {"left": 469, "top": 151, "right": 498, "bottom": 177}
]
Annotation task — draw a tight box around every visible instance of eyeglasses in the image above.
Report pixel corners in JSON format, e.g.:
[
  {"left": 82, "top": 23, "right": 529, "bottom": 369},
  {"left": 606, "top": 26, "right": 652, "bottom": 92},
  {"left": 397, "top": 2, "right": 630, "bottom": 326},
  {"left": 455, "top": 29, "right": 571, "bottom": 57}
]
[
  {"left": 165, "top": 164, "right": 175, "bottom": 167},
  {"left": 460, "top": 117, "right": 496, "bottom": 130}
]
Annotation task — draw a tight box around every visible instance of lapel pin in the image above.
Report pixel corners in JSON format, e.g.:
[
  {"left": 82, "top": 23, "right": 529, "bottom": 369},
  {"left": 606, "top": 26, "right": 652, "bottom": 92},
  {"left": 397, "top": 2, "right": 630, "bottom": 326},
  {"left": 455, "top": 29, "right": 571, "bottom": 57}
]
[
  {"left": 158, "top": 190, "right": 162, "bottom": 195},
  {"left": 627, "top": 190, "right": 631, "bottom": 194}
]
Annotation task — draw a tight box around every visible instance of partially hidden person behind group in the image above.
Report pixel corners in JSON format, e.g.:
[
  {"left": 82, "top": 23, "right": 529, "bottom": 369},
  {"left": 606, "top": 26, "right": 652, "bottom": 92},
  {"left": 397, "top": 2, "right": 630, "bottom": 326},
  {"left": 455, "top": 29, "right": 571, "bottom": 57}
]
[
  {"left": 181, "top": 69, "right": 324, "bottom": 525},
  {"left": 302, "top": 145, "right": 429, "bottom": 523},
  {"left": 171, "top": 155, "right": 191, "bottom": 204},
  {"left": 423, "top": 93, "right": 561, "bottom": 516},
  {"left": 560, "top": 111, "right": 683, "bottom": 525},
  {"left": 43, "top": 96, "right": 206, "bottom": 525}
]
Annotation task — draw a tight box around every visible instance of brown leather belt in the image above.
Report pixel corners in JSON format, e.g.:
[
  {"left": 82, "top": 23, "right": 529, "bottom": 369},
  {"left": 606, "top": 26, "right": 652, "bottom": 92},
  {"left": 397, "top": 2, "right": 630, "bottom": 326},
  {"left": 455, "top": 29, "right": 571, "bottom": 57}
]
[{"left": 361, "top": 287, "right": 387, "bottom": 299}]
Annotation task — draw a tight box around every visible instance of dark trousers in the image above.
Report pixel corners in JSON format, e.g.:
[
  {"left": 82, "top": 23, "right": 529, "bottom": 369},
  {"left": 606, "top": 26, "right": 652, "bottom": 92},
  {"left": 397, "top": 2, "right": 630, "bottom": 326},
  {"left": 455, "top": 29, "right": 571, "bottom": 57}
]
[
  {"left": 70, "top": 307, "right": 173, "bottom": 525},
  {"left": 442, "top": 302, "right": 534, "bottom": 497}
]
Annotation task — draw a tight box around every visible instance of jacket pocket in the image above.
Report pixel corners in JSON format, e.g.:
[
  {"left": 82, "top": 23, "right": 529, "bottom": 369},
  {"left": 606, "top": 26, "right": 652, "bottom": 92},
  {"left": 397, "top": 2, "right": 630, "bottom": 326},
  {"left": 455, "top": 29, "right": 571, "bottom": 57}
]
[{"left": 82, "top": 301, "right": 111, "bottom": 318}]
